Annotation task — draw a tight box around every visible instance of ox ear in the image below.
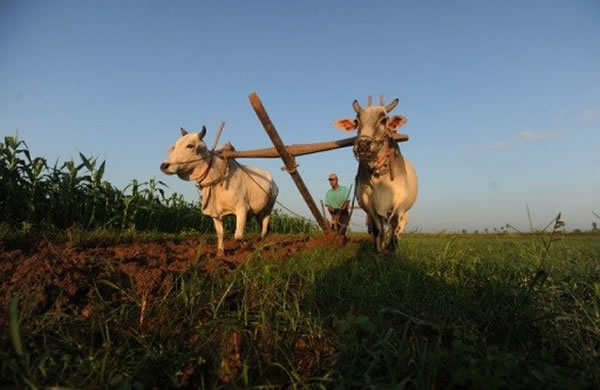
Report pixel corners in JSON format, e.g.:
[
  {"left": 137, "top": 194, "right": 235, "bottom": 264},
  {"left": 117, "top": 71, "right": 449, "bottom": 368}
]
[
  {"left": 387, "top": 115, "right": 407, "bottom": 133},
  {"left": 180, "top": 127, "right": 188, "bottom": 136},
  {"left": 198, "top": 126, "right": 207, "bottom": 140},
  {"left": 333, "top": 118, "right": 357, "bottom": 132}
]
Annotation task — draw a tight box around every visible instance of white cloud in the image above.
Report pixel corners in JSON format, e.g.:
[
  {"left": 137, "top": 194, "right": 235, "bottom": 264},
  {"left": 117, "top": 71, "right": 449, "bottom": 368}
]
[
  {"left": 550, "top": 109, "right": 567, "bottom": 121},
  {"left": 465, "top": 106, "right": 595, "bottom": 154},
  {"left": 579, "top": 108, "right": 599, "bottom": 123},
  {"left": 467, "top": 129, "right": 562, "bottom": 154}
]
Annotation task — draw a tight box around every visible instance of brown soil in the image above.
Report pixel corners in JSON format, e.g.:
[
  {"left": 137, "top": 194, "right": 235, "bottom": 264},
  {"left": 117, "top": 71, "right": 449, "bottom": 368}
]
[{"left": 0, "top": 232, "right": 351, "bottom": 322}]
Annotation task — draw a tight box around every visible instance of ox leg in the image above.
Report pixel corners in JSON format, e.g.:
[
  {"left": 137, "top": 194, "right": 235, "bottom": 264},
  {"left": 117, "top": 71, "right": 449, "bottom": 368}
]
[
  {"left": 258, "top": 214, "right": 270, "bottom": 240},
  {"left": 213, "top": 217, "right": 225, "bottom": 257},
  {"left": 383, "top": 213, "right": 401, "bottom": 253},
  {"left": 365, "top": 210, "right": 379, "bottom": 251},
  {"left": 395, "top": 213, "right": 409, "bottom": 240},
  {"left": 234, "top": 207, "right": 248, "bottom": 240},
  {"left": 371, "top": 215, "right": 385, "bottom": 253},
  {"left": 258, "top": 189, "right": 276, "bottom": 241},
  {"left": 381, "top": 227, "right": 394, "bottom": 253}
]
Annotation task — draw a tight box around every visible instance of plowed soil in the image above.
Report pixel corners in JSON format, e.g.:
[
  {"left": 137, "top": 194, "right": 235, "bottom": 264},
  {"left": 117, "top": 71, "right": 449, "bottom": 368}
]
[{"left": 0, "top": 233, "right": 347, "bottom": 322}]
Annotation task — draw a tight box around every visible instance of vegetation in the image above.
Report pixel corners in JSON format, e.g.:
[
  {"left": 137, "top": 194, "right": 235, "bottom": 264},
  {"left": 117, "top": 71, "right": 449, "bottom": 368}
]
[{"left": 0, "top": 135, "right": 317, "bottom": 235}]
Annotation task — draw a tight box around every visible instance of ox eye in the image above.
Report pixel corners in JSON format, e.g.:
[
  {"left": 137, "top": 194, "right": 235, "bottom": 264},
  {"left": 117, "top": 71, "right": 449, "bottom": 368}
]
[
  {"left": 186, "top": 144, "right": 194, "bottom": 149},
  {"left": 380, "top": 117, "right": 388, "bottom": 124}
]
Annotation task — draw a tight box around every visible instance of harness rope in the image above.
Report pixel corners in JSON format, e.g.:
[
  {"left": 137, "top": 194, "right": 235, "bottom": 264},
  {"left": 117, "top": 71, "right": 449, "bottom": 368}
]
[
  {"left": 194, "top": 155, "right": 214, "bottom": 186},
  {"left": 230, "top": 160, "right": 320, "bottom": 226}
]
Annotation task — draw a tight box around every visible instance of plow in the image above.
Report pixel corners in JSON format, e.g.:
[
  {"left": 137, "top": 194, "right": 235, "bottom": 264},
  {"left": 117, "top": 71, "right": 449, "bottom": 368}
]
[{"left": 212, "top": 92, "right": 411, "bottom": 233}]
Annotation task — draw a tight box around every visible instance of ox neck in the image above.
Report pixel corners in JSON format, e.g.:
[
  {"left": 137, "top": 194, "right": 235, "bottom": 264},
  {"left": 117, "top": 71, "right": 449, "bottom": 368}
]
[{"left": 194, "top": 156, "right": 229, "bottom": 188}]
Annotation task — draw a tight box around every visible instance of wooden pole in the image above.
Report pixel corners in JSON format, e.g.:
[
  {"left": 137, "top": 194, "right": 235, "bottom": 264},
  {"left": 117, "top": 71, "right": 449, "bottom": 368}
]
[
  {"left": 249, "top": 92, "right": 331, "bottom": 233},
  {"left": 320, "top": 199, "right": 328, "bottom": 227},
  {"left": 218, "top": 133, "right": 409, "bottom": 159},
  {"left": 210, "top": 121, "right": 226, "bottom": 151}
]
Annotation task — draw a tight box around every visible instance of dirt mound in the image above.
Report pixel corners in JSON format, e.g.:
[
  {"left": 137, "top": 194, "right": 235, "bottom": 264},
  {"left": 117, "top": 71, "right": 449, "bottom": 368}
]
[{"left": 0, "top": 233, "right": 346, "bottom": 322}]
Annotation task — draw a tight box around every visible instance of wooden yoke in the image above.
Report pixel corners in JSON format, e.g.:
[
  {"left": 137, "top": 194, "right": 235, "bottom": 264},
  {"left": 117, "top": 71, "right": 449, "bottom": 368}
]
[
  {"left": 217, "top": 133, "right": 409, "bottom": 159},
  {"left": 249, "top": 92, "right": 331, "bottom": 233}
]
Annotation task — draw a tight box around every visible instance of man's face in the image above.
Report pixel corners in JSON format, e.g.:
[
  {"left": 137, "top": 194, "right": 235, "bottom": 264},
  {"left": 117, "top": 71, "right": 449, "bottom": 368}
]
[{"left": 328, "top": 177, "right": 338, "bottom": 189}]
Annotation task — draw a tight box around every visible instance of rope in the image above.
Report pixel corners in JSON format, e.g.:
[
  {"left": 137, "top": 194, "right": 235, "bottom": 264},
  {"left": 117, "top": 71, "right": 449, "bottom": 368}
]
[
  {"left": 230, "top": 160, "right": 319, "bottom": 227},
  {"left": 169, "top": 152, "right": 215, "bottom": 166}
]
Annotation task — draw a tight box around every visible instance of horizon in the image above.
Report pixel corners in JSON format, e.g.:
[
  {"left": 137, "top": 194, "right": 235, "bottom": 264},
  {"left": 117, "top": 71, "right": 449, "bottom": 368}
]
[{"left": 1, "top": 0, "right": 599, "bottom": 232}]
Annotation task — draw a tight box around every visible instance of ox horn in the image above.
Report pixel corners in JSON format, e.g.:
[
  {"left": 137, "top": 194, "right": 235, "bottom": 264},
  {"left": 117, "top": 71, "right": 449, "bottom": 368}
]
[
  {"left": 367, "top": 95, "right": 373, "bottom": 107},
  {"left": 385, "top": 98, "right": 399, "bottom": 113},
  {"left": 352, "top": 99, "right": 362, "bottom": 113},
  {"left": 379, "top": 94, "right": 385, "bottom": 106},
  {"left": 180, "top": 127, "right": 188, "bottom": 136},
  {"left": 198, "top": 125, "right": 207, "bottom": 140}
]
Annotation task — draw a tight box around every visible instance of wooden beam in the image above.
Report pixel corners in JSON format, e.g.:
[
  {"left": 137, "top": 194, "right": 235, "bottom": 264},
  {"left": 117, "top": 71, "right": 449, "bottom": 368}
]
[
  {"left": 218, "top": 132, "right": 409, "bottom": 159},
  {"left": 248, "top": 92, "right": 331, "bottom": 233}
]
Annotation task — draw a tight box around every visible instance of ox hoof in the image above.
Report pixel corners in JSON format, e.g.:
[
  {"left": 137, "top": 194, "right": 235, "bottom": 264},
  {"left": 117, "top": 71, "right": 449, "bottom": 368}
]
[
  {"left": 383, "top": 243, "right": 396, "bottom": 255},
  {"left": 217, "top": 249, "right": 225, "bottom": 257}
]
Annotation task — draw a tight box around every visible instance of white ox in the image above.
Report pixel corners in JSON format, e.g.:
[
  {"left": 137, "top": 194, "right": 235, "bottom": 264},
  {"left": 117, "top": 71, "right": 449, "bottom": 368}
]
[
  {"left": 333, "top": 97, "right": 418, "bottom": 253},
  {"left": 160, "top": 126, "right": 279, "bottom": 256}
]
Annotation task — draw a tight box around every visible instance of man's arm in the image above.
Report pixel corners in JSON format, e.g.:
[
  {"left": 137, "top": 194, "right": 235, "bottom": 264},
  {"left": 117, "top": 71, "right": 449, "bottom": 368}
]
[{"left": 341, "top": 200, "right": 350, "bottom": 211}]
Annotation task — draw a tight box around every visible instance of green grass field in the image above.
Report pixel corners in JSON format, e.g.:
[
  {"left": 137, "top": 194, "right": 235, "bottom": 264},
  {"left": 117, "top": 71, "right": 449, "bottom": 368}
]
[
  {"left": 2, "top": 135, "right": 599, "bottom": 388},
  {"left": 2, "top": 231, "right": 599, "bottom": 389}
]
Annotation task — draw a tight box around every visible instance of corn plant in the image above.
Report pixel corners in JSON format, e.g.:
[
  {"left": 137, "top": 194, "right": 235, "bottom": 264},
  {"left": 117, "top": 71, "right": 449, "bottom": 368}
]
[{"left": 1, "top": 134, "right": 316, "bottom": 234}]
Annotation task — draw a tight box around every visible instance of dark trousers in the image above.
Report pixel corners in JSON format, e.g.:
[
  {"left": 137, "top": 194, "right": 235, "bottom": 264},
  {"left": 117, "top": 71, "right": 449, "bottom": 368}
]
[{"left": 331, "top": 209, "right": 350, "bottom": 236}]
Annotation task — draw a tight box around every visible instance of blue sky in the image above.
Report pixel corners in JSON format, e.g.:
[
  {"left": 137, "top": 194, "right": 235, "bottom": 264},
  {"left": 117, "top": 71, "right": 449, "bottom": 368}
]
[{"left": 1, "top": 0, "right": 599, "bottom": 232}]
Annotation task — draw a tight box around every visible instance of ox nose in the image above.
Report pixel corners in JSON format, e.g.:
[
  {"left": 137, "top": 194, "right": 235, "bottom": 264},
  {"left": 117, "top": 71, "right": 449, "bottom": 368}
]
[
  {"left": 160, "top": 162, "right": 170, "bottom": 171},
  {"left": 357, "top": 139, "right": 371, "bottom": 154}
]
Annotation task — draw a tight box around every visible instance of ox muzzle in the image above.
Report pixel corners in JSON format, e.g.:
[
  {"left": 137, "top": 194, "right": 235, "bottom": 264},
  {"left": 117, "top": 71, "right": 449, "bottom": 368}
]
[
  {"left": 353, "top": 135, "right": 385, "bottom": 163},
  {"left": 160, "top": 162, "right": 171, "bottom": 173}
]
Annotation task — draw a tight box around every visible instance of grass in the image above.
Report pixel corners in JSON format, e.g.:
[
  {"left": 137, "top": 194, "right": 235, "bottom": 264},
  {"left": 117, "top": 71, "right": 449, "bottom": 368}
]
[{"left": 2, "top": 232, "right": 599, "bottom": 389}]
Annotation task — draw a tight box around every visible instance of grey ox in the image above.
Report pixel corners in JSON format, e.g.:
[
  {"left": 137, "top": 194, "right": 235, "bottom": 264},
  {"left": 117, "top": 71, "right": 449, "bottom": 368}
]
[
  {"left": 333, "top": 97, "right": 418, "bottom": 252},
  {"left": 160, "top": 126, "right": 278, "bottom": 256}
]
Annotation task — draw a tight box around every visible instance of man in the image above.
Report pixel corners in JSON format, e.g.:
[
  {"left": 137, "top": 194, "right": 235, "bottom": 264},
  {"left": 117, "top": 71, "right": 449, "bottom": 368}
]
[{"left": 325, "top": 173, "right": 350, "bottom": 238}]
